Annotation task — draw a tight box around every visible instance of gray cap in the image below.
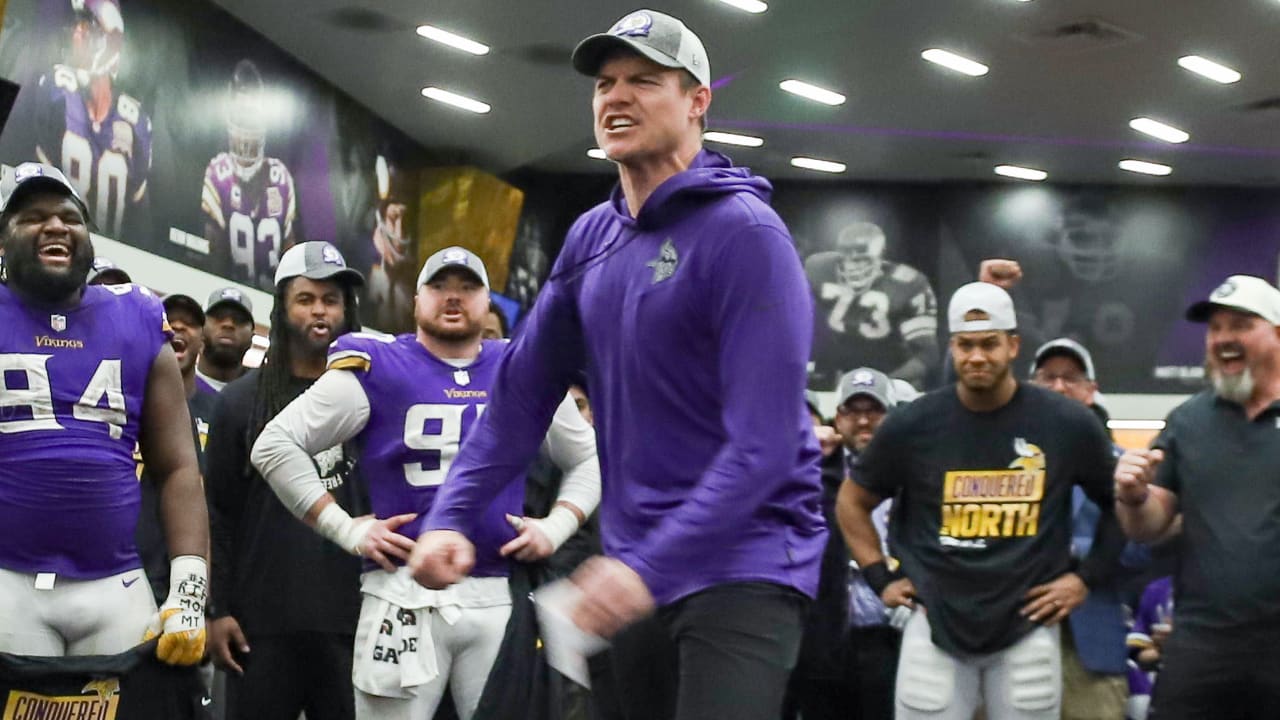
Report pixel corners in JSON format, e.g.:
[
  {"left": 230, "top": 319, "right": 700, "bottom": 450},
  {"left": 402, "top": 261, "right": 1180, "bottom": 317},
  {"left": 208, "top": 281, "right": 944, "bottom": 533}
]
[
  {"left": 274, "top": 241, "right": 365, "bottom": 288},
  {"left": 837, "top": 367, "right": 894, "bottom": 410},
  {"left": 417, "top": 246, "right": 490, "bottom": 290},
  {"left": 1032, "top": 338, "right": 1096, "bottom": 381},
  {"left": 163, "top": 293, "right": 206, "bottom": 326},
  {"left": 0, "top": 162, "right": 90, "bottom": 220},
  {"left": 572, "top": 9, "right": 711, "bottom": 86},
  {"left": 86, "top": 256, "right": 131, "bottom": 285},
  {"left": 1186, "top": 275, "right": 1280, "bottom": 326},
  {"left": 948, "top": 281, "right": 1017, "bottom": 333},
  {"left": 206, "top": 286, "right": 254, "bottom": 320},
  {"left": 803, "top": 390, "right": 822, "bottom": 418}
]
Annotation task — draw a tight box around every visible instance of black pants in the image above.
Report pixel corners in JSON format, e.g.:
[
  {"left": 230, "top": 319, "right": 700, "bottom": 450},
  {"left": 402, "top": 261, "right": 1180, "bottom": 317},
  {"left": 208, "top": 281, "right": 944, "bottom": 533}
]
[
  {"left": 787, "top": 625, "right": 900, "bottom": 720},
  {"left": 223, "top": 632, "right": 354, "bottom": 720},
  {"left": 594, "top": 581, "right": 806, "bottom": 720},
  {"left": 1151, "top": 631, "right": 1280, "bottom": 720}
]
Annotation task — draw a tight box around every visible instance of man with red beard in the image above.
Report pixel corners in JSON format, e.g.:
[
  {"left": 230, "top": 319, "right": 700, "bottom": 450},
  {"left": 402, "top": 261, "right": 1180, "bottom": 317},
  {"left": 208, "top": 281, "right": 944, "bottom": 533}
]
[
  {"left": 252, "top": 246, "right": 600, "bottom": 720},
  {"left": 1115, "top": 274, "right": 1280, "bottom": 719},
  {"left": 0, "top": 162, "right": 208, "bottom": 666}
]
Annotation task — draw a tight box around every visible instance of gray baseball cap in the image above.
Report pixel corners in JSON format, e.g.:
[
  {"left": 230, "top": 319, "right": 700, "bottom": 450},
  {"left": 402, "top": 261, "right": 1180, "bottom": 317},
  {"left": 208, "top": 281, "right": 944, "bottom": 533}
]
[
  {"left": 572, "top": 9, "right": 711, "bottom": 86},
  {"left": 0, "top": 162, "right": 90, "bottom": 220},
  {"left": 274, "top": 241, "right": 365, "bottom": 288},
  {"left": 86, "top": 256, "right": 131, "bottom": 285},
  {"left": 417, "top": 246, "right": 490, "bottom": 290},
  {"left": 837, "top": 367, "right": 894, "bottom": 410},
  {"left": 1186, "top": 275, "right": 1280, "bottom": 326},
  {"left": 948, "top": 282, "right": 1017, "bottom": 334},
  {"left": 1032, "top": 338, "right": 1096, "bottom": 381},
  {"left": 206, "top": 287, "right": 254, "bottom": 320}
]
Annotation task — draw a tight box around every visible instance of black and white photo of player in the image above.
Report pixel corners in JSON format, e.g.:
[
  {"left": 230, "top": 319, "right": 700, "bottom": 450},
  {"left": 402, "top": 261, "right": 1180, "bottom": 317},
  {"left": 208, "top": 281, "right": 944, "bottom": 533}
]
[
  {"left": 805, "top": 220, "right": 939, "bottom": 390},
  {"left": 35, "top": 0, "right": 152, "bottom": 242},
  {"left": 937, "top": 187, "right": 1201, "bottom": 391},
  {"left": 201, "top": 59, "right": 299, "bottom": 291}
]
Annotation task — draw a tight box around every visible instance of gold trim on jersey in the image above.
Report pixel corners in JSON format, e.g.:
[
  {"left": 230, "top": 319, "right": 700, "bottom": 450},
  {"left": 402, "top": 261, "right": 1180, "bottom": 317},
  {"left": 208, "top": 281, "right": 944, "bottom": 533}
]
[{"left": 328, "top": 350, "right": 372, "bottom": 372}]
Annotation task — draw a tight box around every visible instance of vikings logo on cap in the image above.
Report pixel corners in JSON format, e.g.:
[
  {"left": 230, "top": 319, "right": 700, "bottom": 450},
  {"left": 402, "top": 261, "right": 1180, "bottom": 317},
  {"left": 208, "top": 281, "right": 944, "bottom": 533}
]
[
  {"left": 322, "top": 244, "right": 345, "bottom": 266},
  {"left": 852, "top": 370, "right": 876, "bottom": 387},
  {"left": 14, "top": 163, "right": 45, "bottom": 182},
  {"left": 611, "top": 12, "right": 653, "bottom": 37},
  {"left": 1211, "top": 279, "right": 1237, "bottom": 300},
  {"left": 443, "top": 248, "right": 469, "bottom": 265},
  {"left": 221, "top": 288, "right": 243, "bottom": 302}
]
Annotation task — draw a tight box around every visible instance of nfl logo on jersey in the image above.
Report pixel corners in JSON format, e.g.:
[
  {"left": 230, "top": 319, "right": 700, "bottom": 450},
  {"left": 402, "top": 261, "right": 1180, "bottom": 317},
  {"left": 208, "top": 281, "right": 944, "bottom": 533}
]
[
  {"left": 454, "top": 369, "right": 471, "bottom": 386},
  {"left": 50, "top": 314, "right": 67, "bottom": 332}
]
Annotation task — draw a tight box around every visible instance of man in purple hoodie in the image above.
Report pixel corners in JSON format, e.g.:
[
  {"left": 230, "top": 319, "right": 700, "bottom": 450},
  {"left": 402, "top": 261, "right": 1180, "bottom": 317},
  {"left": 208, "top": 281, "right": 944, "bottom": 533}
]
[{"left": 408, "top": 8, "right": 826, "bottom": 719}]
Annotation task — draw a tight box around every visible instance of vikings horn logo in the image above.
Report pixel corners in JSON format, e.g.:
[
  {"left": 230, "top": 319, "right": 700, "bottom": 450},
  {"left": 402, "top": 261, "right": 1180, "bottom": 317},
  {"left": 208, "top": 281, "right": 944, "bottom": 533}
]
[{"left": 1009, "top": 437, "right": 1045, "bottom": 474}]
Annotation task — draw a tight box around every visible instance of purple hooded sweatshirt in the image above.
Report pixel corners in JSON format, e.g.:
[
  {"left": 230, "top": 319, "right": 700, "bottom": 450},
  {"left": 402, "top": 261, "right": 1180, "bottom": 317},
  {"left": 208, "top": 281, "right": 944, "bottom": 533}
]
[{"left": 424, "top": 149, "right": 827, "bottom": 605}]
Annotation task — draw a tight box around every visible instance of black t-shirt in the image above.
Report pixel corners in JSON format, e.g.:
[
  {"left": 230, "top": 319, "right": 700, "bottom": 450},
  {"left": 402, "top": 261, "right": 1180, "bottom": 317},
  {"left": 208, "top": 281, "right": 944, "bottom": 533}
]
[
  {"left": 204, "top": 369, "right": 368, "bottom": 637},
  {"left": 136, "top": 390, "right": 222, "bottom": 605},
  {"left": 855, "top": 382, "right": 1118, "bottom": 655},
  {"left": 1155, "top": 392, "right": 1280, "bottom": 638}
]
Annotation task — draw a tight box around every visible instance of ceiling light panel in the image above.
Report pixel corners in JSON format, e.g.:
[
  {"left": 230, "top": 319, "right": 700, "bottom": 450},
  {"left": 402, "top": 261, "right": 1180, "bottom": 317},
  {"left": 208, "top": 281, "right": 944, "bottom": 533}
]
[
  {"left": 1119, "top": 159, "right": 1172, "bottom": 176},
  {"left": 416, "top": 25, "right": 489, "bottom": 55},
  {"left": 421, "top": 87, "right": 491, "bottom": 114},
  {"left": 1177, "top": 55, "right": 1241, "bottom": 84},
  {"left": 714, "top": 0, "right": 768, "bottom": 13},
  {"left": 779, "top": 79, "right": 846, "bottom": 106},
  {"left": 1129, "top": 117, "right": 1189, "bottom": 143},
  {"left": 791, "top": 157, "right": 846, "bottom": 173},
  {"left": 703, "top": 131, "right": 764, "bottom": 147},
  {"left": 994, "top": 165, "right": 1047, "bottom": 181},
  {"left": 921, "top": 48, "right": 989, "bottom": 77}
]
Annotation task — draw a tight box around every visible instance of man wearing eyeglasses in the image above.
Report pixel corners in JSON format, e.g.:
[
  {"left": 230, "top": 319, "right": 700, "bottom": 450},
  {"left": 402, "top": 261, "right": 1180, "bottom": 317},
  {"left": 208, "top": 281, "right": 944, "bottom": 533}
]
[{"left": 1029, "top": 339, "right": 1130, "bottom": 720}]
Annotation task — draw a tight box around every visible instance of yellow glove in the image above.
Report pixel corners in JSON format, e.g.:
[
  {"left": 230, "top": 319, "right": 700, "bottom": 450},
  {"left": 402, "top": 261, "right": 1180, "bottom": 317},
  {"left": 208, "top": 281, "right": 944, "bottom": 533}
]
[{"left": 143, "top": 555, "right": 208, "bottom": 665}]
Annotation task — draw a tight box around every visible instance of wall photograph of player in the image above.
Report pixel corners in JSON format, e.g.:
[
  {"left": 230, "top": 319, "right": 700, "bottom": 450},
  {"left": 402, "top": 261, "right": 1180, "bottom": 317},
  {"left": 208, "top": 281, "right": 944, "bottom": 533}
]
[
  {"left": 201, "top": 59, "right": 298, "bottom": 292},
  {"left": 363, "top": 154, "right": 416, "bottom": 331},
  {"left": 34, "top": 0, "right": 152, "bottom": 243},
  {"left": 801, "top": 216, "right": 939, "bottom": 392},
  {"left": 0, "top": 0, "right": 434, "bottom": 333}
]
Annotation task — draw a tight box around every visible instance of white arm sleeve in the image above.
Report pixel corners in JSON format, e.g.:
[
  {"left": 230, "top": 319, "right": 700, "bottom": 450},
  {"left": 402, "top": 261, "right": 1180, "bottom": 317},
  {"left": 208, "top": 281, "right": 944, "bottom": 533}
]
[
  {"left": 251, "top": 369, "right": 372, "bottom": 520},
  {"left": 539, "top": 393, "right": 602, "bottom": 519}
]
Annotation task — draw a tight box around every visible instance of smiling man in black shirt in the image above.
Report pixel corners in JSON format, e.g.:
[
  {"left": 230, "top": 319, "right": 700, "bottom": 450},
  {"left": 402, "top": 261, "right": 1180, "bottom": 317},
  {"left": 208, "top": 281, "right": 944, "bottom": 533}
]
[
  {"left": 1115, "top": 275, "right": 1280, "bottom": 720},
  {"left": 839, "top": 281, "right": 1123, "bottom": 720}
]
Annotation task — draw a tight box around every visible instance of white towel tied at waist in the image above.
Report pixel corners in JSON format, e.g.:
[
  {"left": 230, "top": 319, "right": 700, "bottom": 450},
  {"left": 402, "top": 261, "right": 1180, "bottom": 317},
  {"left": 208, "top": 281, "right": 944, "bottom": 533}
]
[{"left": 352, "top": 569, "right": 512, "bottom": 698}]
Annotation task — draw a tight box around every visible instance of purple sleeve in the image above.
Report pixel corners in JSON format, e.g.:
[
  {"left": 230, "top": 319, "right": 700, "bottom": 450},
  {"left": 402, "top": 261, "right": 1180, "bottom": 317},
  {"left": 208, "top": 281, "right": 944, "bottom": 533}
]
[
  {"left": 627, "top": 223, "right": 814, "bottom": 592},
  {"left": 422, "top": 241, "right": 586, "bottom": 536}
]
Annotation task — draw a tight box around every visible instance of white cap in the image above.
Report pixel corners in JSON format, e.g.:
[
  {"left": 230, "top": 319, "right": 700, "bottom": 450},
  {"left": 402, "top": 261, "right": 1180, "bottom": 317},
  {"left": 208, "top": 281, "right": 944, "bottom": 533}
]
[
  {"left": 572, "top": 9, "right": 710, "bottom": 86},
  {"left": 1186, "top": 275, "right": 1280, "bottom": 326},
  {"left": 948, "top": 282, "right": 1017, "bottom": 333},
  {"left": 890, "top": 378, "right": 922, "bottom": 404}
]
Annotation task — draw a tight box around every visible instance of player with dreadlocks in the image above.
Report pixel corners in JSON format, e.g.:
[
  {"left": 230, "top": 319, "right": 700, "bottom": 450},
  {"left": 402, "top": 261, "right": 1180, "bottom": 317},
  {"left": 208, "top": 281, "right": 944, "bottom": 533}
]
[{"left": 203, "top": 241, "right": 380, "bottom": 720}]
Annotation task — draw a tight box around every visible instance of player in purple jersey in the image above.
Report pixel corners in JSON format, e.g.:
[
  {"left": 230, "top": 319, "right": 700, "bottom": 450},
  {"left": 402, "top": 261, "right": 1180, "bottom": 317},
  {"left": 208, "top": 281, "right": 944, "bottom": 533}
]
[
  {"left": 252, "top": 246, "right": 601, "bottom": 720},
  {"left": 0, "top": 163, "right": 207, "bottom": 668},
  {"left": 202, "top": 60, "right": 299, "bottom": 291},
  {"left": 35, "top": 0, "right": 152, "bottom": 242}
]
